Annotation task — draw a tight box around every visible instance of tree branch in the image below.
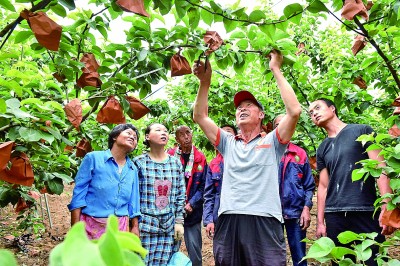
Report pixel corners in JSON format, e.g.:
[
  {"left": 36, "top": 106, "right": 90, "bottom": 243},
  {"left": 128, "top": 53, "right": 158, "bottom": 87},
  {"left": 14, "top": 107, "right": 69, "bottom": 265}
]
[
  {"left": 289, "top": 70, "right": 310, "bottom": 106},
  {"left": 327, "top": 9, "right": 364, "bottom": 36},
  {"left": 353, "top": 17, "right": 400, "bottom": 95},
  {"left": 185, "top": 0, "right": 307, "bottom": 26}
]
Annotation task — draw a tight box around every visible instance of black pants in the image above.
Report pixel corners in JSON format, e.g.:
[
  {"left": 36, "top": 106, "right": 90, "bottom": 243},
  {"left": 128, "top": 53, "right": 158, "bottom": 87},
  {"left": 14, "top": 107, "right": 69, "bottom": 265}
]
[
  {"left": 213, "top": 214, "right": 286, "bottom": 266},
  {"left": 325, "top": 211, "right": 385, "bottom": 266}
]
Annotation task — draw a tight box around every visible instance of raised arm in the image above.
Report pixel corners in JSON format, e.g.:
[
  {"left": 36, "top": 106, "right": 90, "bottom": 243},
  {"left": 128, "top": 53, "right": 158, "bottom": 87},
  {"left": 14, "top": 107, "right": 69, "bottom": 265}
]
[
  {"left": 269, "top": 50, "right": 302, "bottom": 143},
  {"left": 192, "top": 60, "right": 219, "bottom": 145}
]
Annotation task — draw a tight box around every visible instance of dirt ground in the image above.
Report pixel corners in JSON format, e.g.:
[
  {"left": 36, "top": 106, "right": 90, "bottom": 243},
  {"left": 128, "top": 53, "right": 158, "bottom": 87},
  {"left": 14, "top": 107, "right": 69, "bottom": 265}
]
[{"left": 0, "top": 184, "right": 398, "bottom": 265}]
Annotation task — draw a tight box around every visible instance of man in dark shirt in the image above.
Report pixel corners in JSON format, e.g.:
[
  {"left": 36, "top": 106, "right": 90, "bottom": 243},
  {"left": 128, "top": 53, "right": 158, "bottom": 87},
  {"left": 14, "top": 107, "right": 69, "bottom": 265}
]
[{"left": 309, "top": 98, "right": 394, "bottom": 265}]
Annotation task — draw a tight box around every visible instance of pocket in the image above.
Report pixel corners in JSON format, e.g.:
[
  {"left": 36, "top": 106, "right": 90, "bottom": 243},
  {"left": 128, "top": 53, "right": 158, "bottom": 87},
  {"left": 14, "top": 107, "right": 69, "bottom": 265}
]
[
  {"left": 140, "top": 213, "right": 175, "bottom": 234},
  {"left": 255, "top": 148, "right": 275, "bottom": 166}
]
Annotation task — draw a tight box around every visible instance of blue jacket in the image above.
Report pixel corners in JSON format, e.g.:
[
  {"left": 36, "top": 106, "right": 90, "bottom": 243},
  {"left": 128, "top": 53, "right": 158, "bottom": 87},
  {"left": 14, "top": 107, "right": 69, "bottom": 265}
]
[
  {"left": 203, "top": 153, "right": 223, "bottom": 226},
  {"left": 278, "top": 143, "right": 315, "bottom": 219},
  {"left": 168, "top": 146, "right": 207, "bottom": 226}
]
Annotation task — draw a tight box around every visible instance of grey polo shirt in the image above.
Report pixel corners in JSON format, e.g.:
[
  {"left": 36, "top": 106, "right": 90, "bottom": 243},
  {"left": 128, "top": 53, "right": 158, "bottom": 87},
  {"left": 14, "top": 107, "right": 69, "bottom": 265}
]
[{"left": 216, "top": 128, "right": 287, "bottom": 222}]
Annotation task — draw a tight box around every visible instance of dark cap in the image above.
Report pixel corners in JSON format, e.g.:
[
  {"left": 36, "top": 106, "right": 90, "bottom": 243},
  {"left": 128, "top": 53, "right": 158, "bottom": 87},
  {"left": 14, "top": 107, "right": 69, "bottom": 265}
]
[{"left": 233, "top": 90, "right": 264, "bottom": 111}]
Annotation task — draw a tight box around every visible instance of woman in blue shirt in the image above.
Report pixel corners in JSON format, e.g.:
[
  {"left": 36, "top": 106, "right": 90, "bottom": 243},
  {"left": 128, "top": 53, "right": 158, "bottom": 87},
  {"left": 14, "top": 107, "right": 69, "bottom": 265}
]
[{"left": 68, "top": 124, "right": 141, "bottom": 239}]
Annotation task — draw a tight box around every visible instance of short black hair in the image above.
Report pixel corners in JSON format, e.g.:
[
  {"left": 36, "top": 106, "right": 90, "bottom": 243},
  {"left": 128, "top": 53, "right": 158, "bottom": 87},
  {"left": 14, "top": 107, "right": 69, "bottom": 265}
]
[
  {"left": 108, "top": 124, "right": 139, "bottom": 150},
  {"left": 220, "top": 124, "right": 238, "bottom": 135},
  {"left": 143, "top": 123, "right": 169, "bottom": 147},
  {"left": 316, "top": 98, "right": 338, "bottom": 116}
]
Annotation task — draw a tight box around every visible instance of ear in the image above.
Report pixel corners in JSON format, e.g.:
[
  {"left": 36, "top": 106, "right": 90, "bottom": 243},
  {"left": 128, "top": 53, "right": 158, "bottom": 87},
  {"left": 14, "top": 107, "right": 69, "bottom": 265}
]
[
  {"left": 145, "top": 134, "right": 149, "bottom": 140},
  {"left": 259, "top": 111, "right": 265, "bottom": 120}
]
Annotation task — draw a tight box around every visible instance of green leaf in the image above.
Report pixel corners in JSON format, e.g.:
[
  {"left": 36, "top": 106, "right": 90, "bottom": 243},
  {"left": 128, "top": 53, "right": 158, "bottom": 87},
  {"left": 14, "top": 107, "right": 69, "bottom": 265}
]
[
  {"left": 260, "top": 24, "right": 276, "bottom": 42},
  {"left": 98, "top": 219, "right": 124, "bottom": 266},
  {"left": 352, "top": 169, "right": 366, "bottom": 181},
  {"left": 50, "top": 3, "right": 67, "bottom": 17},
  {"left": 19, "top": 127, "right": 42, "bottom": 142},
  {"left": 40, "top": 132, "right": 55, "bottom": 145},
  {"left": 387, "top": 157, "right": 400, "bottom": 169},
  {"left": 390, "top": 179, "right": 400, "bottom": 190},
  {"left": 97, "top": 26, "right": 108, "bottom": 40},
  {"left": 0, "top": 249, "right": 18, "bottom": 266},
  {"left": 354, "top": 241, "right": 373, "bottom": 261},
  {"left": 138, "top": 49, "right": 148, "bottom": 62},
  {"left": 49, "top": 242, "right": 65, "bottom": 265},
  {"left": 59, "top": 0, "right": 75, "bottom": 10},
  {"left": 303, "top": 237, "right": 335, "bottom": 259},
  {"left": 307, "top": 0, "right": 328, "bottom": 13},
  {"left": 337, "top": 231, "right": 361, "bottom": 244},
  {"left": 0, "top": 99, "right": 6, "bottom": 113},
  {"left": 0, "top": 0, "right": 15, "bottom": 11},
  {"left": 249, "top": 10, "right": 266, "bottom": 22},
  {"left": 123, "top": 250, "right": 146, "bottom": 266},
  {"left": 52, "top": 173, "right": 73, "bottom": 183},
  {"left": 14, "top": 31, "right": 33, "bottom": 44},
  {"left": 60, "top": 222, "right": 106, "bottom": 266},
  {"left": 330, "top": 247, "right": 356, "bottom": 260},
  {"left": 283, "top": 3, "right": 303, "bottom": 19},
  {"left": 236, "top": 39, "right": 248, "bottom": 50},
  {"left": 115, "top": 231, "right": 148, "bottom": 258},
  {"left": 47, "top": 178, "right": 64, "bottom": 195},
  {"left": 188, "top": 7, "right": 200, "bottom": 30},
  {"left": 375, "top": 134, "right": 391, "bottom": 144},
  {"left": 223, "top": 18, "right": 238, "bottom": 33},
  {"left": 201, "top": 8, "right": 213, "bottom": 26}
]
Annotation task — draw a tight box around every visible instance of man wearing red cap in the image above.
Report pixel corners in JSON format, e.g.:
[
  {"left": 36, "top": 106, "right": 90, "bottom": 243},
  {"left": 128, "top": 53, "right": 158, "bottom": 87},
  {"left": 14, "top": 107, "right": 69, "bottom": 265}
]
[{"left": 192, "top": 50, "right": 302, "bottom": 266}]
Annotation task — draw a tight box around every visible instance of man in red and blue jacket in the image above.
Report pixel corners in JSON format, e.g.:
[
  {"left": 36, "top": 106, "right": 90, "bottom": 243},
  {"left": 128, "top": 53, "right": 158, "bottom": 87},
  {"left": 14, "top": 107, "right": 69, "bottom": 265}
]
[
  {"left": 275, "top": 115, "right": 315, "bottom": 266},
  {"left": 203, "top": 125, "right": 237, "bottom": 239},
  {"left": 168, "top": 125, "right": 207, "bottom": 266}
]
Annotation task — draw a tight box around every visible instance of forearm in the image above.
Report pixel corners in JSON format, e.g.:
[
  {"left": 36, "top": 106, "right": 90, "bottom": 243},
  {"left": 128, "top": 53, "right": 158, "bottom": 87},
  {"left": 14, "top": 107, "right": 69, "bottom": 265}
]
[
  {"left": 316, "top": 188, "right": 326, "bottom": 225},
  {"left": 271, "top": 67, "right": 301, "bottom": 118},
  {"left": 130, "top": 217, "right": 139, "bottom": 230},
  {"left": 193, "top": 81, "right": 210, "bottom": 123},
  {"left": 377, "top": 173, "right": 392, "bottom": 203},
  {"left": 70, "top": 208, "right": 81, "bottom": 226}
]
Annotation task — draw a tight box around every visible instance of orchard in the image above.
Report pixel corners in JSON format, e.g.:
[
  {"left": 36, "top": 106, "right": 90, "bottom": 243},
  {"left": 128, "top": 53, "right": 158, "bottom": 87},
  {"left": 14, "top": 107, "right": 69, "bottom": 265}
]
[{"left": 0, "top": 0, "right": 399, "bottom": 265}]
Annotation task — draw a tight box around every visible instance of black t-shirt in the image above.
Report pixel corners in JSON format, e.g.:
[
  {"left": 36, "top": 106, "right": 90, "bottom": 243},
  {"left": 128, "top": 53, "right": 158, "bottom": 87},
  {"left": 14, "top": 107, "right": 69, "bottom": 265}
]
[{"left": 316, "top": 124, "right": 377, "bottom": 212}]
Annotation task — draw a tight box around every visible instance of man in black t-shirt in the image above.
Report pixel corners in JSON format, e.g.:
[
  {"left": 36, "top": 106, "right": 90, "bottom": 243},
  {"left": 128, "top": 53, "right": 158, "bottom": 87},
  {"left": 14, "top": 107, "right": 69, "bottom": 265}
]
[{"left": 308, "top": 98, "right": 394, "bottom": 265}]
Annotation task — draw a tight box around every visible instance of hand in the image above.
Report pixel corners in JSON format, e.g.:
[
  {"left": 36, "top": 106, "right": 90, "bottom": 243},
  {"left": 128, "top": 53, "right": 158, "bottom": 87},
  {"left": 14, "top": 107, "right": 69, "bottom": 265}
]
[
  {"left": 193, "top": 60, "right": 212, "bottom": 83},
  {"left": 174, "top": 223, "right": 184, "bottom": 240},
  {"left": 268, "top": 49, "right": 283, "bottom": 71},
  {"left": 316, "top": 222, "right": 327, "bottom": 238},
  {"left": 206, "top": 223, "right": 215, "bottom": 239},
  {"left": 184, "top": 203, "right": 193, "bottom": 214},
  {"left": 299, "top": 206, "right": 311, "bottom": 230},
  {"left": 379, "top": 204, "right": 396, "bottom": 235}
]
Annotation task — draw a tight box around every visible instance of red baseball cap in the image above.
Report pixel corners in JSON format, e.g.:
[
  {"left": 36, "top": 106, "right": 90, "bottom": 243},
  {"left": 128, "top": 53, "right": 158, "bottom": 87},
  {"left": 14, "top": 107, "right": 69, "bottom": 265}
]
[{"left": 233, "top": 90, "right": 264, "bottom": 111}]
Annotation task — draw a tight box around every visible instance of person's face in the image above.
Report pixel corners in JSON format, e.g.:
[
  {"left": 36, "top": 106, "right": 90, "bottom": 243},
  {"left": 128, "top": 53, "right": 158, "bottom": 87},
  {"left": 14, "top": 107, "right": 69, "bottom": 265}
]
[
  {"left": 176, "top": 126, "right": 193, "bottom": 150},
  {"left": 114, "top": 128, "right": 138, "bottom": 152},
  {"left": 308, "top": 100, "right": 336, "bottom": 127},
  {"left": 221, "top": 126, "right": 236, "bottom": 136},
  {"left": 146, "top": 124, "right": 169, "bottom": 147},
  {"left": 274, "top": 115, "right": 284, "bottom": 129},
  {"left": 235, "top": 100, "right": 264, "bottom": 127}
]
